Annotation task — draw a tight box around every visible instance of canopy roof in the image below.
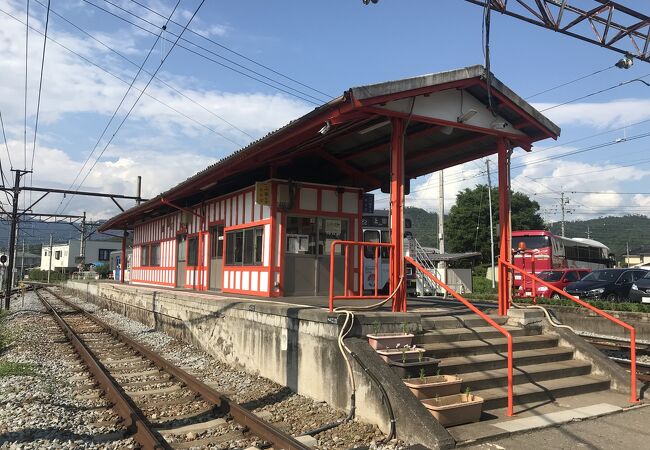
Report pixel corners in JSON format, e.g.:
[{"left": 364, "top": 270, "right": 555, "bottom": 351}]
[{"left": 100, "top": 65, "right": 560, "bottom": 231}]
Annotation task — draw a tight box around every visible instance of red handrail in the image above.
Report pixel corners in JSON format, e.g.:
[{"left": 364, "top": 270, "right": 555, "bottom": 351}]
[
  {"left": 329, "top": 240, "right": 395, "bottom": 312},
  {"left": 500, "top": 258, "right": 639, "bottom": 403},
  {"left": 406, "top": 256, "right": 515, "bottom": 417}
]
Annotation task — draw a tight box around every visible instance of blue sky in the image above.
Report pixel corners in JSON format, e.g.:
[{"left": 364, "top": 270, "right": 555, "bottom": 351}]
[{"left": 1, "top": 0, "right": 649, "bottom": 228}]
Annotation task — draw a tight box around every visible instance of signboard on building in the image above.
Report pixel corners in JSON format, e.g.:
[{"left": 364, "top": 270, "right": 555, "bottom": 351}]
[
  {"left": 362, "top": 193, "right": 374, "bottom": 213},
  {"left": 255, "top": 181, "right": 272, "bottom": 206}
]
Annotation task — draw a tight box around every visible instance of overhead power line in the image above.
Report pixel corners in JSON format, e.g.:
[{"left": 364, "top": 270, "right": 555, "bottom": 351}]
[
  {"left": 0, "top": 7, "right": 245, "bottom": 148},
  {"left": 30, "top": 0, "right": 51, "bottom": 173},
  {"left": 128, "top": 0, "right": 333, "bottom": 99},
  {"left": 56, "top": 0, "right": 185, "bottom": 214},
  {"left": 61, "top": 0, "right": 207, "bottom": 214},
  {"left": 540, "top": 74, "right": 650, "bottom": 112},
  {"left": 525, "top": 65, "right": 615, "bottom": 100},
  {"left": 81, "top": 0, "right": 327, "bottom": 105},
  {"left": 31, "top": 0, "right": 254, "bottom": 142}
]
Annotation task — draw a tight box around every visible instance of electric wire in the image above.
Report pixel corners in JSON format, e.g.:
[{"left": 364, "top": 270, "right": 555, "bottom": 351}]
[
  {"left": 30, "top": 0, "right": 50, "bottom": 174},
  {"left": 540, "top": 74, "right": 650, "bottom": 112},
  {"left": 61, "top": 0, "right": 207, "bottom": 214},
  {"left": 525, "top": 65, "right": 615, "bottom": 100},
  {"left": 81, "top": 0, "right": 325, "bottom": 105},
  {"left": 32, "top": 0, "right": 254, "bottom": 142},
  {"left": 0, "top": 7, "right": 244, "bottom": 151},
  {"left": 23, "top": 0, "right": 29, "bottom": 172},
  {"left": 128, "top": 0, "right": 333, "bottom": 100},
  {"left": 55, "top": 0, "right": 183, "bottom": 215}
]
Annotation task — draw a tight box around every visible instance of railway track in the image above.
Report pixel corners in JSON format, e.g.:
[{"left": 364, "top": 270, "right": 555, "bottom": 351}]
[
  {"left": 580, "top": 333, "right": 650, "bottom": 384},
  {"left": 34, "top": 286, "right": 310, "bottom": 450}
]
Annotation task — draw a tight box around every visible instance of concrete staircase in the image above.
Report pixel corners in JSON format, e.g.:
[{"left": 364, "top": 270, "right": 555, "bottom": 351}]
[{"left": 413, "top": 315, "right": 611, "bottom": 412}]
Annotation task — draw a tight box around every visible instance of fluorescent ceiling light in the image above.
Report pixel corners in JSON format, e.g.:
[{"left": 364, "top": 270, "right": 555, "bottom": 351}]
[{"left": 358, "top": 120, "right": 390, "bottom": 135}]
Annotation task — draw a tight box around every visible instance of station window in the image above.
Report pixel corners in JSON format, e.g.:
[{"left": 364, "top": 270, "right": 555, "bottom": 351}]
[
  {"left": 210, "top": 226, "right": 224, "bottom": 258},
  {"left": 188, "top": 237, "right": 199, "bottom": 266},
  {"left": 54, "top": 251, "right": 61, "bottom": 260},
  {"left": 150, "top": 243, "right": 160, "bottom": 267},
  {"left": 226, "top": 226, "right": 263, "bottom": 266},
  {"left": 141, "top": 245, "right": 149, "bottom": 266},
  {"left": 98, "top": 249, "right": 111, "bottom": 261},
  {"left": 363, "top": 230, "right": 380, "bottom": 259},
  {"left": 177, "top": 235, "right": 187, "bottom": 262}
]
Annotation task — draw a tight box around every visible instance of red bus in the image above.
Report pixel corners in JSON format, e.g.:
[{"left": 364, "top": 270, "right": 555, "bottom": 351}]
[{"left": 511, "top": 230, "right": 612, "bottom": 288}]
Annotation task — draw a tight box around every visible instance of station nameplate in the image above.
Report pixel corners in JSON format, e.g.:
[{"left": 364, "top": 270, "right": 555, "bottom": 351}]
[{"left": 255, "top": 181, "right": 272, "bottom": 206}]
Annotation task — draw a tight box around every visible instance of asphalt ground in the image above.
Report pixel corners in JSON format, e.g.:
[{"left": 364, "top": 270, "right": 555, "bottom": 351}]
[{"left": 463, "top": 404, "right": 649, "bottom": 450}]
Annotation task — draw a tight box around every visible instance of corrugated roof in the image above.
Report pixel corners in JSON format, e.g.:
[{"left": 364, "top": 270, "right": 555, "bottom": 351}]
[{"left": 100, "top": 65, "right": 560, "bottom": 231}]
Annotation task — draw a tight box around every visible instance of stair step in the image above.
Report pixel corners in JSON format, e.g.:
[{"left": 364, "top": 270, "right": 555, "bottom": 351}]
[
  {"left": 413, "top": 326, "right": 531, "bottom": 344},
  {"left": 421, "top": 335, "right": 558, "bottom": 358},
  {"left": 421, "top": 314, "right": 506, "bottom": 330},
  {"left": 458, "top": 359, "right": 593, "bottom": 391},
  {"left": 438, "top": 346, "right": 574, "bottom": 373},
  {"left": 475, "top": 375, "right": 611, "bottom": 410}
]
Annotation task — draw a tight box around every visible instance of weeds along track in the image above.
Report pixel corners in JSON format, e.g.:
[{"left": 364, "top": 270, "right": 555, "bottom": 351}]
[{"left": 34, "top": 286, "right": 310, "bottom": 450}]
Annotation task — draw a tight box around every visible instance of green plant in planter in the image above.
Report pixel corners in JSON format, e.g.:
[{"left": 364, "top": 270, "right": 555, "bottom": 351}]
[
  {"left": 418, "top": 351, "right": 423, "bottom": 362},
  {"left": 419, "top": 368, "right": 426, "bottom": 381},
  {"left": 464, "top": 386, "right": 472, "bottom": 400},
  {"left": 372, "top": 320, "right": 381, "bottom": 335},
  {"left": 401, "top": 347, "right": 407, "bottom": 363},
  {"left": 401, "top": 322, "right": 408, "bottom": 334}
]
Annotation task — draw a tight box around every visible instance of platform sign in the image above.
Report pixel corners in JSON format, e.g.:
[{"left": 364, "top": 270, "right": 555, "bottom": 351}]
[
  {"left": 362, "top": 193, "right": 374, "bottom": 213},
  {"left": 255, "top": 181, "right": 272, "bottom": 206}
]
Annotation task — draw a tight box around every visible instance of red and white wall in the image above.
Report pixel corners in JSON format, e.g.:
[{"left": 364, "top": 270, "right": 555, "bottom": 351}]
[{"left": 131, "top": 179, "right": 361, "bottom": 298}]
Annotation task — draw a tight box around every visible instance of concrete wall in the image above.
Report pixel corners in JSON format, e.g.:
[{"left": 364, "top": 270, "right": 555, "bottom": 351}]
[
  {"left": 64, "top": 281, "right": 453, "bottom": 449},
  {"left": 547, "top": 305, "right": 650, "bottom": 341}
]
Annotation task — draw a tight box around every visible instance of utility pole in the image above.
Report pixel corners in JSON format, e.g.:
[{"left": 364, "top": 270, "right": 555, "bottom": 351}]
[
  {"left": 80, "top": 211, "right": 86, "bottom": 267},
  {"left": 560, "top": 192, "right": 570, "bottom": 237},
  {"left": 586, "top": 226, "right": 591, "bottom": 239},
  {"left": 4, "top": 169, "right": 30, "bottom": 309},
  {"left": 626, "top": 242, "right": 630, "bottom": 267},
  {"left": 20, "top": 239, "right": 25, "bottom": 283},
  {"left": 47, "top": 234, "right": 53, "bottom": 284},
  {"left": 486, "top": 159, "right": 496, "bottom": 288}
]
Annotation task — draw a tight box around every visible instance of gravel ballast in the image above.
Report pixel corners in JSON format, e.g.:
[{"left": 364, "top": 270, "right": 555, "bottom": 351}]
[{"left": 6, "top": 288, "right": 405, "bottom": 449}]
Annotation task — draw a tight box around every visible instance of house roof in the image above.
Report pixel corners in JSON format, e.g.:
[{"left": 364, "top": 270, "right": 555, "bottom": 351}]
[{"left": 100, "top": 65, "right": 560, "bottom": 231}]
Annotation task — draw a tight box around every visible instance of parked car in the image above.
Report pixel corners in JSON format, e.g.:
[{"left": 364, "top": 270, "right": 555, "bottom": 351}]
[
  {"left": 564, "top": 268, "right": 648, "bottom": 301},
  {"left": 517, "top": 268, "right": 591, "bottom": 299},
  {"left": 629, "top": 271, "right": 650, "bottom": 304}
]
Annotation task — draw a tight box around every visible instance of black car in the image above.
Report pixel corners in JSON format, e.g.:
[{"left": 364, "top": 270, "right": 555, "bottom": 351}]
[
  {"left": 629, "top": 271, "right": 650, "bottom": 303},
  {"left": 564, "top": 268, "right": 648, "bottom": 301}
]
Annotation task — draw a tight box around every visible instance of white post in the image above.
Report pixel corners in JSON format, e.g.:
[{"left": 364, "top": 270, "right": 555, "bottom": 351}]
[
  {"left": 438, "top": 170, "right": 446, "bottom": 296},
  {"left": 47, "top": 234, "right": 53, "bottom": 284}
]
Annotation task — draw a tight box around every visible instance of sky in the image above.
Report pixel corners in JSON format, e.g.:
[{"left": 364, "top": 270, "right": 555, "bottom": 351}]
[{"left": 1, "top": 0, "right": 650, "bottom": 243}]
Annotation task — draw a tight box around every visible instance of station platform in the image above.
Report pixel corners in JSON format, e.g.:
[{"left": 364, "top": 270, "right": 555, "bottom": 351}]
[{"left": 60, "top": 280, "right": 644, "bottom": 448}]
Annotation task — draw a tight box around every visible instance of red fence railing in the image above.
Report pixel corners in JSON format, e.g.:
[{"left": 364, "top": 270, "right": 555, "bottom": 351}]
[
  {"left": 328, "top": 240, "right": 395, "bottom": 312},
  {"left": 500, "top": 258, "right": 638, "bottom": 403},
  {"left": 406, "top": 256, "right": 515, "bottom": 416}
]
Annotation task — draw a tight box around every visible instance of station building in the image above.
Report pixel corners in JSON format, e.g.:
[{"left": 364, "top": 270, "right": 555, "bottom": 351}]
[{"left": 99, "top": 65, "right": 560, "bottom": 309}]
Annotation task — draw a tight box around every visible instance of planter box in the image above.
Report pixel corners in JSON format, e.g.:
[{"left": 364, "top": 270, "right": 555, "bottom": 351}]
[
  {"left": 388, "top": 357, "right": 439, "bottom": 379},
  {"left": 422, "top": 394, "right": 484, "bottom": 427},
  {"left": 403, "top": 375, "right": 462, "bottom": 400},
  {"left": 366, "top": 333, "right": 414, "bottom": 350},
  {"left": 376, "top": 347, "right": 425, "bottom": 363}
]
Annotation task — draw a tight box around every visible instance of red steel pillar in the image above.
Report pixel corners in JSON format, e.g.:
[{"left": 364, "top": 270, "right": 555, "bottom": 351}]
[
  {"left": 121, "top": 229, "right": 127, "bottom": 284},
  {"left": 497, "top": 137, "right": 511, "bottom": 315},
  {"left": 390, "top": 118, "right": 406, "bottom": 312}
]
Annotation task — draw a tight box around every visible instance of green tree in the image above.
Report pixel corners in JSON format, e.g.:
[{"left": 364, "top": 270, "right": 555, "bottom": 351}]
[{"left": 446, "top": 185, "right": 545, "bottom": 263}]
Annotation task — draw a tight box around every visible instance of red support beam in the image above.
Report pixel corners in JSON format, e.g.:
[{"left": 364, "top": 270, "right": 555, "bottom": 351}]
[
  {"left": 497, "top": 137, "right": 511, "bottom": 315},
  {"left": 390, "top": 118, "right": 406, "bottom": 312}
]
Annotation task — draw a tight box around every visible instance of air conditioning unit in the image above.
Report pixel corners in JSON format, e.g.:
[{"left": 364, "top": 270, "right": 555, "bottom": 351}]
[{"left": 180, "top": 211, "right": 192, "bottom": 226}]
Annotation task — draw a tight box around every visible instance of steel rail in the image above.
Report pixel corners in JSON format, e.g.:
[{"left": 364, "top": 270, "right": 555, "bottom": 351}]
[
  {"left": 40, "top": 286, "right": 310, "bottom": 450},
  {"left": 34, "top": 288, "right": 169, "bottom": 449}
]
